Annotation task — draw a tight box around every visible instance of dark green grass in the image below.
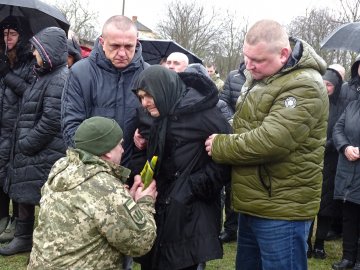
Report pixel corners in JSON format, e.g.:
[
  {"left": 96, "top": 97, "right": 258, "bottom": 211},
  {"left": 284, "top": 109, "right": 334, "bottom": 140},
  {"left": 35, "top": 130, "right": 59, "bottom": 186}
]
[{"left": 0, "top": 206, "right": 342, "bottom": 269}]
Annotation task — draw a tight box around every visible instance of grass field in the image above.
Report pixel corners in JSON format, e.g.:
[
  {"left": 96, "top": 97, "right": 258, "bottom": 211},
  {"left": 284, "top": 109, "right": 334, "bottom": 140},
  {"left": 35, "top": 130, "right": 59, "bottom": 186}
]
[
  {"left": 0, "top": 238, "right": 342, "bottom": 270},
  {"left": 0, "top": 206, "right": 343, "bottom": 269}
]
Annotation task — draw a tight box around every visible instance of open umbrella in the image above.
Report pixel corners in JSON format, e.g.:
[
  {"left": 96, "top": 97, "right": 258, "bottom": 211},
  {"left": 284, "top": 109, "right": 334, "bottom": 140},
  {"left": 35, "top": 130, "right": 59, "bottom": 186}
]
[
  {"left": 139, "top": 38, "right": 203, "bottom": 65},
  {"left": 320, "top": 22, "right": 360, "bottom": 53},
  {"left": 0, "top": 0, "right": 70, "bottom": 35}
]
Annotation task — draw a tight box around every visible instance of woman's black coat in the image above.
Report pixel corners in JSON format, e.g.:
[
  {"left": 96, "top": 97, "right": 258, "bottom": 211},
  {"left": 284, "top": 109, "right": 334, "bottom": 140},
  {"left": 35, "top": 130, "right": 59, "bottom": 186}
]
[
  {"left": 132, "top": 71, "right": 231, "bottom": 269},
  {"left": 5, "top": 27, "right": 68, "bottom": 204},
  {"left": 319, "top": 80, "right": 358, "bottom": 216},
  {"left": 0, "top": 23, "right": 35, "bottom": 188},
  {"left": 333, "top": 99, "right": 360, "bottom": 205}
]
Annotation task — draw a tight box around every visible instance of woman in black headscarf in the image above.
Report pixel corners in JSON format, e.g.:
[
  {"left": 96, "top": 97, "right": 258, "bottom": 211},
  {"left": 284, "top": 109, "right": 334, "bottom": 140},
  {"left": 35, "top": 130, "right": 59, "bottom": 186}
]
[{"left": 132, "top": 65, "right": 231, "bottom": 270}]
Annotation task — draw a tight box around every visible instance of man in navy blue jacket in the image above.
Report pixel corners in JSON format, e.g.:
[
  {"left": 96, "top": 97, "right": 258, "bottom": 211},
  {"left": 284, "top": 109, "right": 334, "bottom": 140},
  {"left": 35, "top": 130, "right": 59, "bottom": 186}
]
[{"left": 61, "top": 15, "right": 148, "bottom": 168}]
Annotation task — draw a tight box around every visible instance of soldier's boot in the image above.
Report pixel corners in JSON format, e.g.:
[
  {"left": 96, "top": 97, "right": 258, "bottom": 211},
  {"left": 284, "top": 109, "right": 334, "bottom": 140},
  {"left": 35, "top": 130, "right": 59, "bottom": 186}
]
[
  {"left": 0, "top": 216, "right": 10, "bottom": 235},
  {"left": 0, "top": 217, "right": 16, "bottom": 243},
  {"left": 0, "top": 218, "right": 33, "bottom": 256}
]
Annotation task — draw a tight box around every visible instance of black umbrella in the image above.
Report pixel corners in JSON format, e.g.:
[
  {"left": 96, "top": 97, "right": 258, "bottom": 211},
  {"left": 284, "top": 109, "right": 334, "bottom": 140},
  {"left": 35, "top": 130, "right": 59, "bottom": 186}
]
[
  {"left": 0, "top": 0, "right": 70, "bottom": 35},
  {"left": 320, "top": 22, "right": 360, "bottom": 53},
  {"left": 139, "top": 38, "right": 203, "bottom": 65}
]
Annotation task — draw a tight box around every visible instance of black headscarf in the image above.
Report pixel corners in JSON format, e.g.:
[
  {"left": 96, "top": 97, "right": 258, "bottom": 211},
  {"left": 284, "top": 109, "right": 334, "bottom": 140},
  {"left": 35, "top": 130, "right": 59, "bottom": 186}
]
[{"left": 133, "top": 65, "right": 187, "bottom": 175}]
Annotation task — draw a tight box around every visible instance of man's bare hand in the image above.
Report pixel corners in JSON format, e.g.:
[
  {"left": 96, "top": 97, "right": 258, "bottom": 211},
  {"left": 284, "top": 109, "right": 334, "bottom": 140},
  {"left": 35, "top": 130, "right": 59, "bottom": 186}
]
[
  {"left": 205, "top": 134, "right": 217, "bottom": 156},
  {"left": 134, "top": 128, "right": 147, "bottom": 150},
  {"left": 132, "top": 175, "right": 157, "bottom": 201}
]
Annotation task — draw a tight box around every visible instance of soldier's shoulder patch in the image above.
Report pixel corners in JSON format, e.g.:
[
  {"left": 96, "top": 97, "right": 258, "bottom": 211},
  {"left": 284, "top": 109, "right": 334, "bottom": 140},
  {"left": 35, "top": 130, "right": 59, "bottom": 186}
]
[
  {"left": 284, "top": 96, "right": 297, "bottom": 108},
  {"left": 124, "top": 199, "right": 146, "bottom": 228}
]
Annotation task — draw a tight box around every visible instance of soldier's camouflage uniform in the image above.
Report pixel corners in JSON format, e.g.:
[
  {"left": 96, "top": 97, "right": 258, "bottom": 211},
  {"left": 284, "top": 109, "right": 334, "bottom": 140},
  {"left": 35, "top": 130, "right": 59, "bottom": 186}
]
[
  {"left": 210, "top": 74, "right": 224, "bottom": 93},
  {"left": 27, "top": 148, "right": 156, "bottom": 270}
]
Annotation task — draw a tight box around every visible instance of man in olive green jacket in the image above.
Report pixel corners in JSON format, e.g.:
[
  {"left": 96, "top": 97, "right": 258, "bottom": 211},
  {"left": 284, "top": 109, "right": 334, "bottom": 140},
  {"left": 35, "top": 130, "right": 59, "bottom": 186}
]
[{"left": 205, "top": 19, "right": 328, "bottom": 270}]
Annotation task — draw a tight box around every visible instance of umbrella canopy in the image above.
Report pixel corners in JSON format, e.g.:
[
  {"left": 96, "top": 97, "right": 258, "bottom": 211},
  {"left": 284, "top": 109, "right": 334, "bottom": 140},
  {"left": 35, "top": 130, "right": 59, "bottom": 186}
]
[
  {"left": 320, "top": 21, "right": 360, "bottom": 53},
  {"left": 0, "top": 0, "right": 70, "bottom": 35},
  {"left": 139, "top": 38, "right": 203, "bottom": 65}
]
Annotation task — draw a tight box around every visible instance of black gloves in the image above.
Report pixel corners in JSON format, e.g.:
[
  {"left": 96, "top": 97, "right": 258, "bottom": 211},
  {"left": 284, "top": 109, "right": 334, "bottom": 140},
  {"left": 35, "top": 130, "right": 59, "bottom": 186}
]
[{"left": 0, "top": 54, "right": 10, "bottom": 77}]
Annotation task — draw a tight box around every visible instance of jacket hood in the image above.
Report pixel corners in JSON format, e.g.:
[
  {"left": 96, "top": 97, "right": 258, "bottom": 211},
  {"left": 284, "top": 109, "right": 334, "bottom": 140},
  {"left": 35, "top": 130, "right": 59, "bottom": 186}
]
[
  {"left": 285, "top": 37, "right": 326, "bottom": 75},
  {"left": 30, "top": 27, "right": 67, "bottom": 74},
  {"left": 323, "top": 67, "right": 343, "bottom": 104},
  {"left": 89, "top": 38, "right": 145, "bottom": 73},
  {"left": 176, "top": 71, "right": 219, "bottom": 114},
  {"left": 67, "top": 38, "right": 82, "bottom": 62},
  {"left": 46, "top": 148, "right": 130, "bottom": 192}
]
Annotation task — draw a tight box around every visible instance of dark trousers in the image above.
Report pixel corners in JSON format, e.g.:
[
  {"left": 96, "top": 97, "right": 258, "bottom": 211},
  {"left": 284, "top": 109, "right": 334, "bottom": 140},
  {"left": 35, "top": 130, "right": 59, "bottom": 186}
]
[
  {"left": 18, "top": 203, "right": 35, "bottom": 222},
  {"left": 342, "top": 201, "right": 360, "bottom": 261},
  {"left": 0, "top": 188, "right": 18, "bottom": 219},
  {"left": 222, "top": 183, "right": 238, "bottom": 233}
]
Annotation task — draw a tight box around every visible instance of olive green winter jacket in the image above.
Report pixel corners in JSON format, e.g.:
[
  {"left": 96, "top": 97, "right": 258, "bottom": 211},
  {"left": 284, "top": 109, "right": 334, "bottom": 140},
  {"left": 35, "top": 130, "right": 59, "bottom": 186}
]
[{"left": 211, "top": 39, "right": 329, "bottom": 220}]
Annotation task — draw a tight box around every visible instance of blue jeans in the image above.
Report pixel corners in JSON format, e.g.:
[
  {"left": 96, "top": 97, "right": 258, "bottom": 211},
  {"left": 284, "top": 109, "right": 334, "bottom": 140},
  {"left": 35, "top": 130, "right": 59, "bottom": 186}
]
[{"left": 236, "top": 213, "right": 311, "bottom": 270}]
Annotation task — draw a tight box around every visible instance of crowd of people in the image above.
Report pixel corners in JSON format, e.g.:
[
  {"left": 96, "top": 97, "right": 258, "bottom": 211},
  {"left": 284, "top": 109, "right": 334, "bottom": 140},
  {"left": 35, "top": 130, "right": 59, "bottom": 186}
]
[{"left": 0, "top": 12, "right": 359, "bottom": 270}]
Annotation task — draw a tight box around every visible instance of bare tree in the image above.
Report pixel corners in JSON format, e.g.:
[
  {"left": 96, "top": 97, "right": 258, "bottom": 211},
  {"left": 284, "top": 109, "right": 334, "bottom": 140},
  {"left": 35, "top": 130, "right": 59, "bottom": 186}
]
[
  {"left": 287, "top": 6, "right": 357, "bottom": 78},
  {"left": 207, "top": 11, "right": 248, "bottom": 77},
  {"left": 339, "top": 0, "right": 360, "bottom": 21},
  {"left": 54, "top": 0, "right": 99, "bottom": 41},
  {"left": 156, "top": 1, "right": 249, "bottom": 77},
  {"left": 156, "top": 1, "right": 224, "bottom": 60}
]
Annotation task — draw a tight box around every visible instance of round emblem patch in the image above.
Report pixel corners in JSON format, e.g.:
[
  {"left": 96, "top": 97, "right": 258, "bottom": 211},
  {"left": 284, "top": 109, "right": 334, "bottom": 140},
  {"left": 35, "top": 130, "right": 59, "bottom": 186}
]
[{"left": 284, "top": 97, "right": 297, "bottom": 108}]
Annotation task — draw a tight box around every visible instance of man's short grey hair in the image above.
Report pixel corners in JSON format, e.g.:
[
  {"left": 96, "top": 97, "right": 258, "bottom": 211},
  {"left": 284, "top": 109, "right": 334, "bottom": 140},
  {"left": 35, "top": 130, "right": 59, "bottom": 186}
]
[{"left": 102, "top": 15, "right": 137, "bottom": 37}]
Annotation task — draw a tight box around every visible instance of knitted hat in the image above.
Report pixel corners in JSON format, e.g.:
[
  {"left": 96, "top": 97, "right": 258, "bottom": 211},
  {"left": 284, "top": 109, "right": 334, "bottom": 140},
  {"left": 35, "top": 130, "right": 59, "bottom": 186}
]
[
  {"left": 0, "top": 16, "right": 20, "bottom": 32},
  {"left": 74, "top": 116, "right": 123, "bottom": 156}
]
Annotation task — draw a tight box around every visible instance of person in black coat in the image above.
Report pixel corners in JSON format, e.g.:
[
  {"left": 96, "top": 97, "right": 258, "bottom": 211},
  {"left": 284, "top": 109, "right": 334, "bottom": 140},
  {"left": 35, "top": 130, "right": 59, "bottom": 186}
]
[
  {"left": 132, "top": 65, "right": 231, "bottom": 270},
  {"left": 217, "top": 62, "right": 246, "bottom": 243},
  {"left": 0, "top": 27, "right": 68, "bottom": 256},
  {"left": 331, "top": 59, "right": 360, "bottom": 270},
  {"left": 66, "top": 37, "right": 82, "bottom": 68},
  {"left": 0, "top": 15, "right": 35, "bottom": 243},
  {"left": 307, "top": 65, "right": 357, "bottom": 260},
  {"left": 219, "top": 62, "right": 246, "bottom": 115}
]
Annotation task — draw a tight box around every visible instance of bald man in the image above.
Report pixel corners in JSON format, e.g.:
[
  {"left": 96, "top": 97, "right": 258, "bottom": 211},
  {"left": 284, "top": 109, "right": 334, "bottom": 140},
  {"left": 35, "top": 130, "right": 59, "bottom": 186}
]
[
  {"left": 166, "top": 52, "right": 189, "bottom": 72},
  {"left": 62, "top": 15, "right": 148, "bottom": 168}
]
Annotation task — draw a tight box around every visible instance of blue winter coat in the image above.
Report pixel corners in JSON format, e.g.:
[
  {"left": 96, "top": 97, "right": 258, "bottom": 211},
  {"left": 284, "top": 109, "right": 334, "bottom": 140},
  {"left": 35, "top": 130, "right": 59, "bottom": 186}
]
[{"left": 61, "top": 39, "right": 148, "bottom": 166}]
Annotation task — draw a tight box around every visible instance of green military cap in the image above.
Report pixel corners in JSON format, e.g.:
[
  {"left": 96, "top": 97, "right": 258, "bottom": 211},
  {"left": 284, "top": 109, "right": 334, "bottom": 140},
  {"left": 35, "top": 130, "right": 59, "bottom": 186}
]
[{"left": 74, "top": 116, "right": 123, "bottom": 156}]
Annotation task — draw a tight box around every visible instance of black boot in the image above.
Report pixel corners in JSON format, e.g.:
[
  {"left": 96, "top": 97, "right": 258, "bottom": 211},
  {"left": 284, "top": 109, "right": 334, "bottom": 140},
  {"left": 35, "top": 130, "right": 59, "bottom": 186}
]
[
  {"left": 0, "top": 216, "right": 10, "bottom": 235},
  {"left": 0, "top": 218, "right": 34, "bottom": 256},
  {"left": 353, "top": 262, "right": 360, "bottom": 270}
]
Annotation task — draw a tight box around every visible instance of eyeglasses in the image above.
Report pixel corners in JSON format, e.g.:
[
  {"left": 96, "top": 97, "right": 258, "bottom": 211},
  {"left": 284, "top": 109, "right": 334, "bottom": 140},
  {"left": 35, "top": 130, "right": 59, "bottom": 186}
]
[{"left": 30, "top": 44, "right": 36, "bottom": 53}]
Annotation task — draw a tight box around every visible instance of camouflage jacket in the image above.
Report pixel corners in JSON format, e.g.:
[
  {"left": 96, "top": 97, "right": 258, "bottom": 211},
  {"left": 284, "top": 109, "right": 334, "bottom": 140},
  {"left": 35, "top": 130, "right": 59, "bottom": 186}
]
[
  {"left": 210, "top": 74, "right": 224, "bottom": 92},
  {"left": 28, "top": 148, "right": 156, "bottom": 270}
]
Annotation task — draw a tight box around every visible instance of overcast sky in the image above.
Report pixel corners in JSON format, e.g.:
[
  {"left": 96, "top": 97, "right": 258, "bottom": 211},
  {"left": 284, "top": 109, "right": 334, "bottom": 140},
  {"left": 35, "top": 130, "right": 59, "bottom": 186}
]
[
  {"left": 48, "top": 0, "right": 340, "bottom": 33},
  {"left": 97, "top": 0, "right": 340, "bottom": 30}
]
